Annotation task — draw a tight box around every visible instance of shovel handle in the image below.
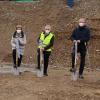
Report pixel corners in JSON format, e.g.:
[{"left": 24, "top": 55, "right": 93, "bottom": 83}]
[
  {"left": 40, "top": 48, "right": 44, "bottom": 68},
  {"left": 74, "top": 41, "right": 78, "bottom": 67}
]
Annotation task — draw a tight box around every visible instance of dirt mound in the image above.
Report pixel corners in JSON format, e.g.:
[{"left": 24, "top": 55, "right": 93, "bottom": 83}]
[{"left": 0, "top": 0, "right": 100, "bottom": 68}]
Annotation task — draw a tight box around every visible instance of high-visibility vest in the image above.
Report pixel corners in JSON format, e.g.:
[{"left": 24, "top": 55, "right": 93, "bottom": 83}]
[{"left": 38, "top": 32, "right": 54, "bottom": 52}]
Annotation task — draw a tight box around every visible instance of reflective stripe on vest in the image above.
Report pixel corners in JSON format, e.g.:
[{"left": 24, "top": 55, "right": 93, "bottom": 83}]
[{"left": 38, "top": 32, "right": 54, "bottom": 51}]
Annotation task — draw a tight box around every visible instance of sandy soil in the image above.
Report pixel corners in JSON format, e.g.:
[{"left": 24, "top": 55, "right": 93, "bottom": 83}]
[
  {"left": 0, "top": 0, "right": 100, "bottom": 100},
  {"left": 0, "top": 67, "right": 100, "bottom": 100}
]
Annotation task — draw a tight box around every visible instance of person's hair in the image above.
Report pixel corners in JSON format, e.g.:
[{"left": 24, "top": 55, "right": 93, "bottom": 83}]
[
  {"left": 16, "top": 25, "right": 22, "bottom": 30},
  {"left": 79, "top": 18, "right": 86, "bottom": 23},
  {"left": 13, "top": 31, "right": 24, "bottom": 38}
]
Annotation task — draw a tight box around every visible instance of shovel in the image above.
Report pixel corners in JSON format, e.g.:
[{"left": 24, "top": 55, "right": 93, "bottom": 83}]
[
  {"left": 15, "top": 39, "right": 20, "bottom": 58},
  {"left": 37, "top": 48, "right": 44, "bottom": 77},
  {"left": 71, "top": 41, "right": 78, "bottom": 81}
]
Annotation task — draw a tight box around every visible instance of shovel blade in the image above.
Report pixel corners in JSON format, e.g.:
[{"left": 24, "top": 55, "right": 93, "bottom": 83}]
[
  {"left": 71, "top": 70, "right": 78, "bottom": 81},
  {"left": 37, "top": 67, "right": 43, "bottom": 77}
]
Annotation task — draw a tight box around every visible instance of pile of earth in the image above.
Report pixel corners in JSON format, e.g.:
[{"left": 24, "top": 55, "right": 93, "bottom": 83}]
[{"left": 0, "top": 0, "right": 100, "bottom": 68}]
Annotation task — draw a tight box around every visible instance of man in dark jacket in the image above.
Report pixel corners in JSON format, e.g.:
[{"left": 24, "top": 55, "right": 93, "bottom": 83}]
[{"left": 70, "top": 18, "right": 90, "bottom": 79}]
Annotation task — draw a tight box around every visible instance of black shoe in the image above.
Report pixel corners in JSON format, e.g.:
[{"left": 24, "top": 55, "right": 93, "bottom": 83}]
[
  {"left": 36, "top": 67, "right": 40, "bottom": 70},
  {"left": 44, "top": 73, "right": 48, "bottom": 76},
  {"left": 13, "top": 65, "right": 17, "bottom": 69},
  {"left": 70, "top": 68, "right": 76, "bottom": 72},
  {"left": 79, "top": 75, "right": 84, "bottom": 79}
]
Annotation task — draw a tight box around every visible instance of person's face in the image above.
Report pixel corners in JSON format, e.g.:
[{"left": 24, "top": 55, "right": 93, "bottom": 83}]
[
  {"left": 16, "top": 28, "right": 22, "bottom": 33},
  {"left": 79, "top": 22, "right": 86, "bottom": 27},
  {"left": 45, "top": 28, "right": 51, "bottom": 35},
  {"left": 79, "top": 19, "right": 86, "bottom": 27}
]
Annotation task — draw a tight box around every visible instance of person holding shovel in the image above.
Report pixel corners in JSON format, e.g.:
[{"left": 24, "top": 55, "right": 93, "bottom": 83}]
[
  {"left": 37, "top": 25, "right": 54, "bottom": 76},
  {"left": 11, "top": 25, "right": 26, "bottom": 75},
  {"left": 70, "top": 18, "right": 90, "bottom": 79}
]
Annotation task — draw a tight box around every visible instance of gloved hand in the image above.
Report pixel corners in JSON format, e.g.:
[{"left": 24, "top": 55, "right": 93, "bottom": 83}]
[
  {"left": 73, "top": 40, "right": 80, "bottom": 43},
  {"left": 73, "top": 40, "right": 77, "bottom": 43},
  {"left": 77, "top": 40, "right": 80, "bottom": 43}
]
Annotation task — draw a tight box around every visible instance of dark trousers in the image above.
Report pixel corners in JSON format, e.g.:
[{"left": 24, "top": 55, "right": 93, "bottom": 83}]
[
  {"left": 12, "top": 49, "right": 23, "bottom": 68},
  {"left": 71, "top": 44, "right": 86, "bottom": 75},
  {"left": 37, "top": 49, "right": 51, "bottom": 74},
  {"left": 66, "top": 0, "right": 74, "bottom": 8}
]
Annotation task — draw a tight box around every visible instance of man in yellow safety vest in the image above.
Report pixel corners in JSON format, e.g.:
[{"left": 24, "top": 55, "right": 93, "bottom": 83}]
[{"left": 37, "top": 25, "right": 55, "bottom": 76}]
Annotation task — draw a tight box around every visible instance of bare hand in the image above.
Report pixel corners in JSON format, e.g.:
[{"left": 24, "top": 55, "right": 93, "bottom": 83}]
[{"left": 40, "top": 47, "right": 44, "bottom": 51}]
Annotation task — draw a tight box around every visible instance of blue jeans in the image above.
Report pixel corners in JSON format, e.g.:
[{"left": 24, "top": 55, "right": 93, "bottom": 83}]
[{"left": 66, "top": 0, "right": 74, "bottom": 8}]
